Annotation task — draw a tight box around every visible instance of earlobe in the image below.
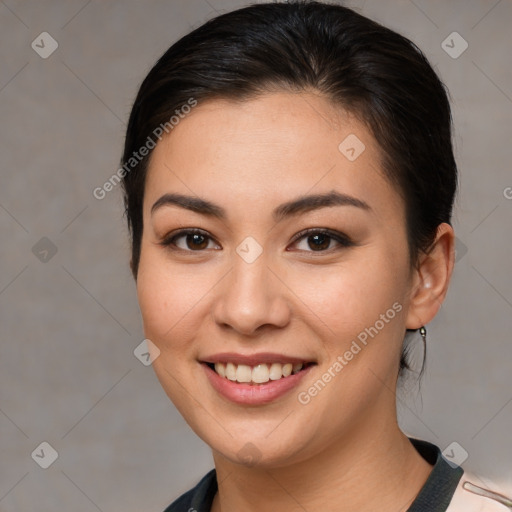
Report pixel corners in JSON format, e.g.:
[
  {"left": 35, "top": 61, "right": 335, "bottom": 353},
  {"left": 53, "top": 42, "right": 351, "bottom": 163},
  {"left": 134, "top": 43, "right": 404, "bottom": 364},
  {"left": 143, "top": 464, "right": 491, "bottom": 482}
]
[{"left": 405, "top": 223, "right": 455, "bottom": 330}]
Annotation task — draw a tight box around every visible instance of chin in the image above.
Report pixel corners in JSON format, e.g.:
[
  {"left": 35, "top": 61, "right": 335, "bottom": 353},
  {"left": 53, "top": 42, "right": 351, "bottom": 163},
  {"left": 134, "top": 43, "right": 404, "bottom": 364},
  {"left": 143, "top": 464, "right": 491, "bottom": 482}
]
[{"left": 198, "top": 418, "right": 322, "bottom": 470}]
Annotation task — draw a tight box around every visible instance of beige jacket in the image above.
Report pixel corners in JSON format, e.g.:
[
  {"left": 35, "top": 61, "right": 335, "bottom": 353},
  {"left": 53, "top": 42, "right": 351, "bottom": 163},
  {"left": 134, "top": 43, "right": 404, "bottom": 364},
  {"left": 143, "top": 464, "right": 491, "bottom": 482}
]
[{"left": 447, "top": 472, "right": 512, "bottom": 511}]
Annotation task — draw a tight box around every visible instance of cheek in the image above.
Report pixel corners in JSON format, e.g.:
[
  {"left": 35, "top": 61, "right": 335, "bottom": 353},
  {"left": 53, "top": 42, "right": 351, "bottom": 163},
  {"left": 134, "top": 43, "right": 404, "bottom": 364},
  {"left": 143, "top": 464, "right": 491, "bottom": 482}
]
[
  {"left": 290, "top": 250, "right": 409, "bottom": 410},
  {"left": 135, "top": 248, "right": 207, "bottom": 413},
  {"left": 293, "top": 253, "right": 407, "bottom": 339},
  {"left": 290, "top": 257, "right": 408, "bottom": 422},
  {"left": 136, "top": 247, "right": 202, "bottom": 352}
]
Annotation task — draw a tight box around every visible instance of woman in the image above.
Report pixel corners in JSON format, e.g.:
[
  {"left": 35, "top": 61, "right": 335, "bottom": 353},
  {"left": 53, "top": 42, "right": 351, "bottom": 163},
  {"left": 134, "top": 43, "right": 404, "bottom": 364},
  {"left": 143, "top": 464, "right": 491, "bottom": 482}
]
[{"left": 120, "top": 2, "right": 510, "bottom": 510}]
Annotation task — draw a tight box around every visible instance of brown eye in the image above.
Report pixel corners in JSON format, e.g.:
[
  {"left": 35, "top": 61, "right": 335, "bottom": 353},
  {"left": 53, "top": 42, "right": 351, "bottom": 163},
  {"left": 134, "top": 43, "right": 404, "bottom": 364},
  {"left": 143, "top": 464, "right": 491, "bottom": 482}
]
[
  {"left": 305, "top": 233, "right": 331, "bottom": 251},
  {"left": 159, "top": 229, "right": 219, "bottom": 251},
  {"left": 183, "top": 233, "right": 209, "bottom": 250},
  {"left": 290, "top": 229, "right": 354, "bottom": 253}
]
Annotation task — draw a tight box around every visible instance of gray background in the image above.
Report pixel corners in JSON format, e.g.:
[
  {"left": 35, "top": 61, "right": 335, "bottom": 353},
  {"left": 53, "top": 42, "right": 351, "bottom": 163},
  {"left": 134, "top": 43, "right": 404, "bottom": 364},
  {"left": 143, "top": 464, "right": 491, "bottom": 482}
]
[{"left": 0, "top": 0, "right": 511, "bottom": 510}]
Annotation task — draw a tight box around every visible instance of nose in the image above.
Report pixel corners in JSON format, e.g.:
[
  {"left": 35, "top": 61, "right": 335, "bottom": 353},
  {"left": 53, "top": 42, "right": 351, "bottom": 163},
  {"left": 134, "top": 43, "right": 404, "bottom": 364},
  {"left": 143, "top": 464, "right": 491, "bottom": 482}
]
[{"left": 211, "top": 251, "right": 291, "bottom": 336}]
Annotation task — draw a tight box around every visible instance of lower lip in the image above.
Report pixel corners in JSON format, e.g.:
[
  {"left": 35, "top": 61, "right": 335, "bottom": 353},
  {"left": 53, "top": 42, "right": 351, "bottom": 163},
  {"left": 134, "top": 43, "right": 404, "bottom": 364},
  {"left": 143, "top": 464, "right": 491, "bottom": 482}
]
[{"left": 202, "top": 363, "right": 314, "bottom": 405}]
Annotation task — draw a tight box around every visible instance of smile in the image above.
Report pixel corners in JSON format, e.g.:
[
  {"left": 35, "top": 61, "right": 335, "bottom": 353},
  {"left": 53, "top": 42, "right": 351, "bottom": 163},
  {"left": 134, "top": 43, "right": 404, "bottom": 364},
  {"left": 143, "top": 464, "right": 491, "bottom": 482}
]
[
  {"left": 201, "top": 353, "right": 317, "bottom": 405},
  {"left": 208, "top": 361, "right": 309, "bottom": 385}
]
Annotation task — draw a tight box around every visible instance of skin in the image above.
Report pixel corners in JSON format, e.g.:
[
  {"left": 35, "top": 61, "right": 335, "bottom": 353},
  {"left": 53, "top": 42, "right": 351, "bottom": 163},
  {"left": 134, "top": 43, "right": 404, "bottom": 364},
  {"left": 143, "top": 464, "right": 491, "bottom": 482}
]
[{"left": 135, "top": 91, "right": 455, "bottom": 512}]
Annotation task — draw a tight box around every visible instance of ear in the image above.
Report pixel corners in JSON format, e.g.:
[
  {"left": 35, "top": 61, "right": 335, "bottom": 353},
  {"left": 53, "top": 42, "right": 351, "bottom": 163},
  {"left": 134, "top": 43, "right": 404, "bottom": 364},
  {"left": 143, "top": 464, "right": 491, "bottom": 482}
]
[{"left": 405, "top": 223, "right": 455, "bottom": 330}]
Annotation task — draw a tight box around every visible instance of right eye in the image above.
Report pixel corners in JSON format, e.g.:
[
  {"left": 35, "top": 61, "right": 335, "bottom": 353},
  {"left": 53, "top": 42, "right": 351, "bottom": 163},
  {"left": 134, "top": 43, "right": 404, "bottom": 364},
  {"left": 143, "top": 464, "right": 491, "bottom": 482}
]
[{"left": 159, "top": 229, "right": 221, "bottom": 252}]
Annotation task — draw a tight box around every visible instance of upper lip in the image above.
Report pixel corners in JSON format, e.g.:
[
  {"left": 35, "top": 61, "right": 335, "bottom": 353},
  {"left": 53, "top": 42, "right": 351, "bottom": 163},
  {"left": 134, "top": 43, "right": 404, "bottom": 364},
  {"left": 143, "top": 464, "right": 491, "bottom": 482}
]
[{"left": 200, "top": 352, "right": 316, "bottom": 366}]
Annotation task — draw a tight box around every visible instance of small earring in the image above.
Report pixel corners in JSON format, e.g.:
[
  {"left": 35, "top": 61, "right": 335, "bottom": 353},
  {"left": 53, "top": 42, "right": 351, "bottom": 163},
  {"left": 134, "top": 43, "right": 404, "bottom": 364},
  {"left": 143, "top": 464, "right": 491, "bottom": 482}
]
[{"left": 419, "top": 325, "right": 427, "bottom": 341}]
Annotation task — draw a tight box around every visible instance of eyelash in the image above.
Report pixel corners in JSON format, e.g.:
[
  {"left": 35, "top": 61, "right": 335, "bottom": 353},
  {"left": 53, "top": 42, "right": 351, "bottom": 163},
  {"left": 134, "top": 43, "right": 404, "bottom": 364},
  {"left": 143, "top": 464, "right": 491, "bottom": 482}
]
[{"left": 159, "top": 228, "right": 354, "bottom": 254}]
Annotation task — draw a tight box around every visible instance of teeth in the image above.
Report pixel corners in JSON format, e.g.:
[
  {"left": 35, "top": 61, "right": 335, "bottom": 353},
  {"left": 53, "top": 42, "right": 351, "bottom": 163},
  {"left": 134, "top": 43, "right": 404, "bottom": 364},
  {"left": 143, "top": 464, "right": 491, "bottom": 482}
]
[
  {"left": 211, "top": 362, "right": 304, "bottom": 384},
  {"left": 292, "top": 363, "right": 303, "bottom": 374},
  {"left": 235, "top": 364, "right": 252, "bottom": 383},
  {"left": 269, "top": 363, "right": 282, "bottom": 381},
  {"left": 252, "top": 364, "right": 270, "bottom": 383},
  {"left": 214, "top": 362, "right": 226, "bottom": 378},
  {"left": 226, "top": 362, "right": 237, "bottom": 381}
]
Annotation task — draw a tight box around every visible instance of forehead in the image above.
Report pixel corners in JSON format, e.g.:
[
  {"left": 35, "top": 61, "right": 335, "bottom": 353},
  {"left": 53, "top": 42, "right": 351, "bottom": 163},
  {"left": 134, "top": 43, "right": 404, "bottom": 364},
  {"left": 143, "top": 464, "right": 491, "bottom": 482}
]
[{"left": 143, "top": 92, "right": 403, "bottom": 224}]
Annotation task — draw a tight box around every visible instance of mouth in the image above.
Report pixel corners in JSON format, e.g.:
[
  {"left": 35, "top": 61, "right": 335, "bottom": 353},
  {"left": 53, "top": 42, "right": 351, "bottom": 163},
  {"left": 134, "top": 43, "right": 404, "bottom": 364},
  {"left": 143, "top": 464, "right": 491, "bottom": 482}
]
[
  {"left": 200, "top": 353, "right": 317, "bottom": 405},
  {"left": 204, "top": 361, "right": 315, "bottom": 385}
]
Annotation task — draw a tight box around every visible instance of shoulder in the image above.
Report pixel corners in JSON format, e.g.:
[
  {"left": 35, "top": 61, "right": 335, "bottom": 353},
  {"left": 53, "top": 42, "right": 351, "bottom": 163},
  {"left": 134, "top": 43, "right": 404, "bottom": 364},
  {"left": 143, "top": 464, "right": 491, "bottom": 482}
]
[
  {"left": 407, "top": 437, "right": 511, "bottom": 512},
  {"left": 162, "top": 469, "right": 217, "bottom": 512},
  {"left": 447, "top": 471, "right": 512, "bottom": 511}
]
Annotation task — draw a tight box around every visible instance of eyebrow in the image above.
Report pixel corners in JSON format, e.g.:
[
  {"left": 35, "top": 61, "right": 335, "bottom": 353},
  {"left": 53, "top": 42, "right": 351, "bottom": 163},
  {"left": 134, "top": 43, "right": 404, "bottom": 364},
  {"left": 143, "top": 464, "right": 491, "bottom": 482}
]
[{"left": 151, "top": 190, "right": 371, "bottom": 222}]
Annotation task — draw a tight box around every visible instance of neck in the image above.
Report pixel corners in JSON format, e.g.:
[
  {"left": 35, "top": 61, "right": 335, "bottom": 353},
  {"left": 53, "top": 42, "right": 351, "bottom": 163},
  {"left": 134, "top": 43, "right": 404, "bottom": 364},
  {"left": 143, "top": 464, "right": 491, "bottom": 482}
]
[{"left": 211, "top": 416, "right": 433, "bottom": 512}]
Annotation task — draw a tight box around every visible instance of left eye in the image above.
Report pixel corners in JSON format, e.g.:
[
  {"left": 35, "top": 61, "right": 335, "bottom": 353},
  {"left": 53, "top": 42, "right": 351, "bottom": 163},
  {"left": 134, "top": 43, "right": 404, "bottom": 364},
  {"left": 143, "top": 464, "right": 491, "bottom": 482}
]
[{"left": 290, "top": 229, "right": 353, "bottom": 252}]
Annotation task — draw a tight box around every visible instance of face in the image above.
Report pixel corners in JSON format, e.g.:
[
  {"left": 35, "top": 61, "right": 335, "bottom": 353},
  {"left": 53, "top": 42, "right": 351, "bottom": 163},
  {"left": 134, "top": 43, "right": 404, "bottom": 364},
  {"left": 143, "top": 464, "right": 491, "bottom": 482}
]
[{"left": 136, "top": 91, "right": 417, "bottom": 468}]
